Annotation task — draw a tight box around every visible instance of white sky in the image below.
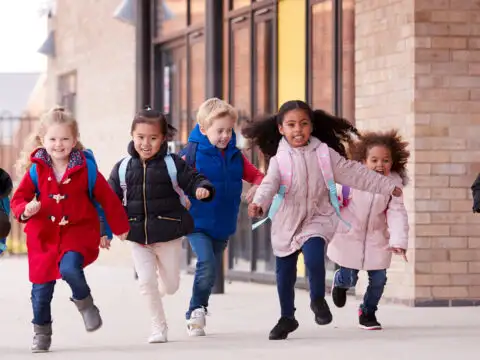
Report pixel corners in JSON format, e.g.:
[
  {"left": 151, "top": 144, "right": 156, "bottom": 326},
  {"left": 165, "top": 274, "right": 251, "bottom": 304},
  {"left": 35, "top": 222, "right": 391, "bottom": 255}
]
[{"left": 0, "top": 0, "right": 47, "bottom": 73}]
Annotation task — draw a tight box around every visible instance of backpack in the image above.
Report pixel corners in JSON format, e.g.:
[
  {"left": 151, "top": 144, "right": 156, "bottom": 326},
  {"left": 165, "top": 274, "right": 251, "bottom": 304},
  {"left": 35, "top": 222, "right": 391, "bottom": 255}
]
[
  {"left": 252, "top": 142, "right": 350, "bottom": 230},
  {"left": 118, "top": 153, "right": 187, "bottom": 207},
  {"left": 29, "top": 149, "right": 113, "bottom": 240},
  {"left": 178, "top": 142, "right": 198, "bottom": 168},
  {"left": 0, "top": 196, "right": 10, "bottom": 253}
]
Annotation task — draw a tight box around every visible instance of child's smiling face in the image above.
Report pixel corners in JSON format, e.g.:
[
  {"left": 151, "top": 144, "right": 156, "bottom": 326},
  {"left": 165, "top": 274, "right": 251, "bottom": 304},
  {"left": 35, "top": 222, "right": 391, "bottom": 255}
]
[
  {"left": 278, "top": 108, "right": 312, "bottom": 148},
  {"left": 364, "top": 145, "right": 392, "bottom": 176},
  {"left": 132, "top": 122, "right": 165, "bottom": 161}
]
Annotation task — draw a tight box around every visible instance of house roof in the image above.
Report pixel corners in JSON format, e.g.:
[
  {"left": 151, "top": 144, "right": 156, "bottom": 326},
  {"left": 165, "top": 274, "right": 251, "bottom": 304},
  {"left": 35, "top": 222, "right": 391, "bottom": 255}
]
[{"left": 0, "top": 72, "right": 40, "bottom": 116}]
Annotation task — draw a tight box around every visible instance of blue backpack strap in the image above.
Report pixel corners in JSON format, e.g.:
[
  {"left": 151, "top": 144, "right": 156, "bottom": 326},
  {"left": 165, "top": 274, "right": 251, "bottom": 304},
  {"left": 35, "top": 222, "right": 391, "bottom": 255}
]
[
  {"left": 29, "top": 164, "right": 40, "bottom": 197},
  {"left": 0, "top": 197, "right": 10, "bottom": 253},
  {"left": 164, "top": 154, "right": 187, "bottom": 207},
  {"left": 252, "top": 185, "right": 287, "bottom": 230},
  {"left": 118, "top": 156, "right": 131, "bottom": 206},
  {"left": 83, "top": 149, "right": 113, "bottom": 240}
]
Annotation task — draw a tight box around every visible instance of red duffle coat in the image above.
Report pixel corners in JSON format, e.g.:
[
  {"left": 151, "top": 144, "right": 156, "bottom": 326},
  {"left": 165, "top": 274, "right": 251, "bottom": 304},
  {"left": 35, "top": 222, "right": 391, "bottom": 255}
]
[{"left": 11, "top": 148, "right": 129, "bottom": 283}]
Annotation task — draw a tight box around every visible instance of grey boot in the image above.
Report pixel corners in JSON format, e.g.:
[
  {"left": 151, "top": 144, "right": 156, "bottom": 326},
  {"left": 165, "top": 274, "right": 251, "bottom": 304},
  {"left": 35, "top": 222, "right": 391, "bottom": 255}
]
[
  {"left": 31, "top": 323, "right": 52, "bottom": 353},
  {"left": 71, "top": 294, "right": 103, "bottom": 332}
]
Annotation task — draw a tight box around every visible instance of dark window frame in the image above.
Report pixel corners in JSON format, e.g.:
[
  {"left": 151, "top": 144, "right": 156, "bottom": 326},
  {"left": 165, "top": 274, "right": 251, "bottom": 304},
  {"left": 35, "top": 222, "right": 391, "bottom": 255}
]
[
  {"left": 306, "top": 0, "right": 344, "bottom": 117},
  {"left": 226, "top": 1, "right": 278, "bottom": 275}
]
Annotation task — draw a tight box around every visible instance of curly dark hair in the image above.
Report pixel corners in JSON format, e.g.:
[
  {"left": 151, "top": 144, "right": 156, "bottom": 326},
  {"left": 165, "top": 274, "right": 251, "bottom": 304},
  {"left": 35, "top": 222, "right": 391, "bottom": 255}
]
[
  {"left": 349, "top": 129, "right": 410, "bottom": 186},
  {"left": 242, "top": 100, "right": 359, "bottom": 158}
]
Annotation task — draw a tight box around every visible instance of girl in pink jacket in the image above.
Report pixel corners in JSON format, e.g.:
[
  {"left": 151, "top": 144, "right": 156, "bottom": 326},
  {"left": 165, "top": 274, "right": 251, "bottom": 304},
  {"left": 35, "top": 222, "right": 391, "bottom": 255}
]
[
  {"left": 243, "top": 100, "right": 402, "bottom": 340},
  {"left": 327, "top": 130, "right": 410, "bottom": 331}
]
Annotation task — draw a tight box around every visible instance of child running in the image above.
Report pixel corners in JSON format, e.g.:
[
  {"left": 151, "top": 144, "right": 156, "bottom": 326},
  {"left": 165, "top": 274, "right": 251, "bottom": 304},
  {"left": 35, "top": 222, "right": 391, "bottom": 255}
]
[
  {"left": 107, "top": 107, "right": 214, "bottom": 343},
  {"left": 327, "top": 129, "right": 409, "bottom": 330},
  {"left": 180, "top": 98, "right": 264, "bottom": 337},
  {"left": 11, "top": 107, "right": 130, "bottom": 352},
  {"left": 0, "top": 168, "right": 13, "bottom": 245},
  {"left": 243, "top": 100, "right": 402, "bottom": 340}
]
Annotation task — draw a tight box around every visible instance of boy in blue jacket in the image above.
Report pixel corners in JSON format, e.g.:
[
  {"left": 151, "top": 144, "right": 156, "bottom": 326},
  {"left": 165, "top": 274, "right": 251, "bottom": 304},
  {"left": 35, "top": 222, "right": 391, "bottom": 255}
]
[
  {"left": 0, "top": 168, "right": 13, "bottom": 253},
  {"left": 180, "top": 98, "right": 264, "bottom": 336}
]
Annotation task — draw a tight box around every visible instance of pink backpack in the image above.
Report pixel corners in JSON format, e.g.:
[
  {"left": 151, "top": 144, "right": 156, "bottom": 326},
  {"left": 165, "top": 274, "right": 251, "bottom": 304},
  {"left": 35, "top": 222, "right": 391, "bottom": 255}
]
[{"left": 252, "top": 142, "right": 350, "bottom": 229}]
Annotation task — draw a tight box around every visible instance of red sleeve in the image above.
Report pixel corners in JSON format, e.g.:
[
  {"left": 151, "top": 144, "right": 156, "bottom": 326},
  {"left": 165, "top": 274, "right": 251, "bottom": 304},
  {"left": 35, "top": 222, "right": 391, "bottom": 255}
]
[
  {"left": 242, "top": 154, "right": 264, "bottom": 185},
  {"left": 93, "top": 171, "right": 130, "bottom": 236},
  {"left": 10, "top": 172, "right": 37, "bottom": 223}
]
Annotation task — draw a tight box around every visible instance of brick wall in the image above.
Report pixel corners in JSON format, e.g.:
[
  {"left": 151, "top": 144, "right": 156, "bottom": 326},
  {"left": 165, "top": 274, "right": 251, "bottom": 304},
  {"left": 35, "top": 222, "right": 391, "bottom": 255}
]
[
  {"left": 356, "top": 0, "right": 480, "bottom": 306},
  {"left": 45, "top": 0, "right": 135, "bottom": 176},
  {"left": 413, "top": 0, "right": 480, "bottom": 305}
]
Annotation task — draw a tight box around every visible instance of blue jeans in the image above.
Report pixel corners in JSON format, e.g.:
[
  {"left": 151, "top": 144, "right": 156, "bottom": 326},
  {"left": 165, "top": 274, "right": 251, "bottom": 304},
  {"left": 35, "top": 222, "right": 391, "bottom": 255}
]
[
  {"left": 334, "top": 267, "right": 387, "bottom": 314},
  {"left": 31, "top": 251, "right": 91, "bottom": 325},
  {"left": 186, "top": 232, "right": 227, "bottom": 319},
  {"left": 276, "top": 237, "right": 326, "bottom": 318}
]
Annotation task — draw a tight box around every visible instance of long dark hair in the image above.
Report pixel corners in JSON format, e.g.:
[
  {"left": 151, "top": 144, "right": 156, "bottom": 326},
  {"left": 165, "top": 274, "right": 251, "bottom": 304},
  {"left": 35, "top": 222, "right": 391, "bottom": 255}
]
[
  {"left": 242, "top": 100, "right": 359, "bottom": 157},
  {"left": 349, "top": 129, "right": 410, "bottom": 186}
]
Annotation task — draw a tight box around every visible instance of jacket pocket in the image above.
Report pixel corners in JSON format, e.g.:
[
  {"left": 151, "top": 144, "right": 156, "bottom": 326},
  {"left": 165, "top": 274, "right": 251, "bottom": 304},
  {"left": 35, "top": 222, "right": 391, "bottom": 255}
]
[{"left": 157, "top": 215, "right": 181, "bottom": 222}]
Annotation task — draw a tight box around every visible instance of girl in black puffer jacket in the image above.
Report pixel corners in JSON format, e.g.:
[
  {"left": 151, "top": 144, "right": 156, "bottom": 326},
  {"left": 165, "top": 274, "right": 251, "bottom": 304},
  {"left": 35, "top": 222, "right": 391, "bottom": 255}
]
[{"left": 108, "top": 107, "right": 214, "bottom": 344}]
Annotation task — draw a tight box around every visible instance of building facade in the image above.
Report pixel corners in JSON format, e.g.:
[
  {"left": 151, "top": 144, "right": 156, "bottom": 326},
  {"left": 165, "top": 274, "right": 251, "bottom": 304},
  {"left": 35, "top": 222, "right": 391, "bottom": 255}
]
[{"left": 137, "top": 0, "right": 480, "bottom": 306}]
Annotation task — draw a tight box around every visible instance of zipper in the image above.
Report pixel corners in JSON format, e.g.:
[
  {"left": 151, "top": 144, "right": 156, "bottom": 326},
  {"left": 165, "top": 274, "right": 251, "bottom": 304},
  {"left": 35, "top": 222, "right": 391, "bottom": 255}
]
[
  {"left": 157, "top": 215, "right": 181, "bottom": 222},
  {"left": 360, "top": 194, "right": 375, "bottom": 268},
  {"left": 142, "top": 162, "right": 148, "bottom": 245}
]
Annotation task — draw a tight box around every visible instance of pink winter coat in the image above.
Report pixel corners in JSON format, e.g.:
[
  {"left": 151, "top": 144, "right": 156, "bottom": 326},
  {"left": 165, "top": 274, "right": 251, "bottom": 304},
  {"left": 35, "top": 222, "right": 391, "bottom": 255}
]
[
  {"left": 252, "top": 137, "right": 398, "bottom": 257},
  {"left": 327, "top": 172, "right": 409, "bottom": 270}
]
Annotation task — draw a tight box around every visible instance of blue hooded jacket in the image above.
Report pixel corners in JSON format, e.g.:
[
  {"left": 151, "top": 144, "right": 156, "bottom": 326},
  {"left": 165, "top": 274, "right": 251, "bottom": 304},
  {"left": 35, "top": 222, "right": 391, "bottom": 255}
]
[{"left": 186, "top": 124, "right": 243, "bottom": 241}]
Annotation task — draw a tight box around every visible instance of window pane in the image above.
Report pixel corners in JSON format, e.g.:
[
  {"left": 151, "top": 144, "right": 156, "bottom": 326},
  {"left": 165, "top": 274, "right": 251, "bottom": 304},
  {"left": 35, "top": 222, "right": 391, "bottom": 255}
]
[
  {"left": 311, "top": 1, "right": 333, "bottom": 112},
  {"left": 232, "top": 0, "right": 251, "bottom": 10},
  {"left": 342, "top": 0, "right": 355, "bottom": 122},
  {"left": 161, "top": 45, "right": 188, "bottom": 151},
  {"left": 190, "top": 0, "right": 205, "bottom": 25},
  {"left": 189, "top": 36, "right": 205, "bottom": 130},
  {"left": 229, "top": 24, "right": 251, "bottom": 272},
  {"left": 157, "top": 0, "right": 187, "bottom": 37},
  {"left": 253, "top": 18, "right": 275, "bottom": 274}
]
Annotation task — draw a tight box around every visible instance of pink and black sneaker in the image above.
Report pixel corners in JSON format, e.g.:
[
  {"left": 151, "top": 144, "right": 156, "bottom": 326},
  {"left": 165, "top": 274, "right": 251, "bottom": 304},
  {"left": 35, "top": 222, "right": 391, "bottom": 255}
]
[{"left": 358, "top": 309, "right": 382, "bottom": 330}]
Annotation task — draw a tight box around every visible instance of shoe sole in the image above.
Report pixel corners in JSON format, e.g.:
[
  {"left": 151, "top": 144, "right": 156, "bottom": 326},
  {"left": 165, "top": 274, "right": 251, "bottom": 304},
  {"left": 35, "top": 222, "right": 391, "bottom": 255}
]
[
  {"left": 268, "top": 322, "right": 299, "bottom": 340},
  {"left": 358, "top": 324, "right": 382, "bottom": 330},
  {"left": 31, "top": 348, "right": 50, "bottom": 353}
]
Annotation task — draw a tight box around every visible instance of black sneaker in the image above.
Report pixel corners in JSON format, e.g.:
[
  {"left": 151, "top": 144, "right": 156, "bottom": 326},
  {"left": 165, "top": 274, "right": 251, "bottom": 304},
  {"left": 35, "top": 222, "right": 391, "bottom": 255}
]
[
  {"left": 331, "top": 271, "right": 347, "bottom": 308},
  {"left": 358, "top": 309, "right": 382, "bottom": 330},
  {"left": 310, "top": 297, "right": 333, "bottom": 325},
  {"left": 268, "top": 317, "right": 299, "bottom": 340}
]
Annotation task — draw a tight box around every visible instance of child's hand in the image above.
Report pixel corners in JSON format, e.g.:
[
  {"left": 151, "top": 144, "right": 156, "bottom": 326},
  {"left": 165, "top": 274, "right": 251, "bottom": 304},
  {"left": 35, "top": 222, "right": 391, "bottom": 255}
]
[
  {"left": 184, "top": 196, "right": 192, "bottom": 210},
  {"left": 118, "top": 232, "right": 128, "bottom": 241},
  {"left": 392, "top": 187, "right": 402, "bottom": 197},
  {"left": 100, "top": 236, "right": 111, "bottom": 250},
  {"left": 388, "top": 247, "right": 408, "bottom": 262},
  {"left": 195, "top": 187, "right": 210, "bottom": 200},
  {"left": 248, "top": 203, "right": 263, "bottom": 218},
  {"left": 24, "top": 197, "right": 41, "bottom": 218},
  {"left": 244, "top": 185, "right": 258, "bottom": 203}
]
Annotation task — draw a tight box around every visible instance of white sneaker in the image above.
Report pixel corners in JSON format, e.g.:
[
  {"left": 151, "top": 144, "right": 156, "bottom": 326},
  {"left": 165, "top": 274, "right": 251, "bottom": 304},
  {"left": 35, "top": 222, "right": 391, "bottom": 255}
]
[
  {"left": 148, "top": 327, "right": 168, "bottom": 343},
  {"left": 186, "top": 307, "right": 206, "bottom": 337}
]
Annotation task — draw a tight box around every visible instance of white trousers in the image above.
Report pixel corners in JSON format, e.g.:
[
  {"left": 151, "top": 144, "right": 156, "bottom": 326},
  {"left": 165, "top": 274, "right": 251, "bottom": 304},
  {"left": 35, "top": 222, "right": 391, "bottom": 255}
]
[{"left": 131, "top": 238, "right": 183, "bottom": 332}]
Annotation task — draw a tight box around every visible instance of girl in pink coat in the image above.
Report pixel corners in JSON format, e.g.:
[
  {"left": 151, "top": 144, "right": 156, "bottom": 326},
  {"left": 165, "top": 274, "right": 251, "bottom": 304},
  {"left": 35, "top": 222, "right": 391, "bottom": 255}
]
[
  {"left": 327, "top": 130, "right": 410, "bottom": 331},
  {"left": 243, "top": 100, "right": 402, "bottom": 340}
]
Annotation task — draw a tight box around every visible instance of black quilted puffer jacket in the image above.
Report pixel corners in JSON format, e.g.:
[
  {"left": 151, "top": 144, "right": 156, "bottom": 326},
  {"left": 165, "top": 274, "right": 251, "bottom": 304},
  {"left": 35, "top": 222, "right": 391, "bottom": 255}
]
[{"left": 108, "top": 142, "right": 214, "bottom": 245}]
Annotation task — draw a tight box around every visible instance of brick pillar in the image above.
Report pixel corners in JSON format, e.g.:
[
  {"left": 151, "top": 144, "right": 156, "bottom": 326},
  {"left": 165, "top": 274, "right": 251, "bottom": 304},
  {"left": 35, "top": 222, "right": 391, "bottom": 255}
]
[{"left": 355, "top": 0, "right": 480, "bottom": 306}]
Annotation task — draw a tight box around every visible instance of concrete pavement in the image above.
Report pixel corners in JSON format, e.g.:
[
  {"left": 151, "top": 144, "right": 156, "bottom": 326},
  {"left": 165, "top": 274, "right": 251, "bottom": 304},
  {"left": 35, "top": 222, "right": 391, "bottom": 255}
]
[{"left": 0, "top": 255, "right": 478, "bottom": 360}]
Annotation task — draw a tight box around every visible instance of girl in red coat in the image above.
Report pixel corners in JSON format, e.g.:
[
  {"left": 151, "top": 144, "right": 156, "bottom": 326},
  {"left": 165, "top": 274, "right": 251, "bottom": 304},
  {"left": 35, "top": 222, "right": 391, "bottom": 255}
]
[{"left": 11, "top": 107, "right": 130, "bottom": 353}]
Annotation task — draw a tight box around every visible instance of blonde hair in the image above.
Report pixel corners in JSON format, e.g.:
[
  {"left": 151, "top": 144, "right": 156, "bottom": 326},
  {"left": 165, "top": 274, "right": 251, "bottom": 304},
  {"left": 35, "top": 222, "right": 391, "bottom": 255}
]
[
  {"left": 16, "top": 106, "right": 85, "bottom": 177},
  {"left": 196, "top": 98, "right": 238, "bottom": 129}
]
